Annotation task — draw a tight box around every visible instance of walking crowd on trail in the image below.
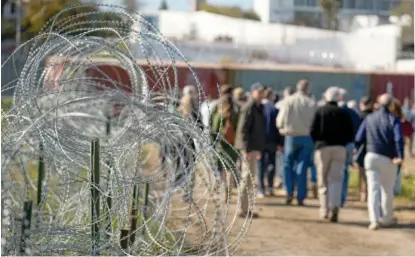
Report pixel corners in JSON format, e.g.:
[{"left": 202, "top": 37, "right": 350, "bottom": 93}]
[{"left": 175, "top": 80, "right": 414, "bottom": 231}]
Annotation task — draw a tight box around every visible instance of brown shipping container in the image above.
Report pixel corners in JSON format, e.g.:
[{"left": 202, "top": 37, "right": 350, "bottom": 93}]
[{"left": 370, "top": 73, "right": 415, "bottom": 103}]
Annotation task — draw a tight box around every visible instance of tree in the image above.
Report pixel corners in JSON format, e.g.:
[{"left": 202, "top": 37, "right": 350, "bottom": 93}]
[
  {"left": 159, "top": 0, "right": 168, "bottom": 10},
  {"left": 319, "top": 0, "right": 340, "bottom": 30},
  {"left": 392, "top": 0, "right": 414, "bottom": 48},
  {"left": 21, "top": 0, "right": 97, "bottom": 40},
  {"left": 242, "top": 10, "right": 260, "bottom": 21},
  {"left": 200, "top": 2, "right": 260, "bottom": 21}
]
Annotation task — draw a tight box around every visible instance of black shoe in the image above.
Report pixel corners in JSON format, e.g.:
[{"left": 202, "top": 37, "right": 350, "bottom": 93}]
[
  {"left": 330, "top": 208, "right": 339, "bottom": 223},
  {"left": 239, "top": 211, "right": 259, "bottom": 219},
  {"left": 286, "top": 196, "right": 293, "bottom": 205},
  {"left": 297, "top": 199, "right": 304, "bottom": 206}
]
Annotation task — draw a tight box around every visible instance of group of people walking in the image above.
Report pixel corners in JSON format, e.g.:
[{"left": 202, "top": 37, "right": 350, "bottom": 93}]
[{"left": 175, "top": 80, "right": 413, "bottom": 230}]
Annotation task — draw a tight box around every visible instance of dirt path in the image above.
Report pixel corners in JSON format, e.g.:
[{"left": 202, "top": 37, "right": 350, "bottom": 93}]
[{"left": 229, "top": 190, "right": 415, "bottom": 256}]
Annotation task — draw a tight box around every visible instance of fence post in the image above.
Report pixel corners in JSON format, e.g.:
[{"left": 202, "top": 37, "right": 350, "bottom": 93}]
[
  {"left": 90, "top": 139, "right": 101, "bottom": 255},
  {"left": 129, "top": 185, "right": 139, "bottom": 245},
  {"left": 37, "top": 142, "right": 45, "bottom": 207},
  {"left": 19, "top": 201, "right": 32, "bottom": 255},
  {"left": 142, "top": 183, "right": 150, "bottom": 235},
  {"left": 120, "top": 229, "right": 129, "bottom": 253},
  {"left": 105, "top": 116, "right": 112, "bottom": 239}
]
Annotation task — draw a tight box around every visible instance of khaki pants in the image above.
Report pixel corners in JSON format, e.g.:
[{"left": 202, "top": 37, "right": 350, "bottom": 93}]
[
  {"left": 239, "top": 150, "right": 260, "bottom": 213},
  {"left": 358, "top": 166, "right": 368, "bottom": 201},
  {"left": 365, "top": 152, "right": 397, "bottom": 225},
  {"left": 314, "top": 146, "right": 346, "bottom": 216}
]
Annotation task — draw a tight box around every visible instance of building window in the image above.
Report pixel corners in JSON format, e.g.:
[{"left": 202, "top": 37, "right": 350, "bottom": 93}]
[
  {"left": 294, "top": 0, "right": 318, "bottom": 6},
  {"left": 355, "top": 0, "right": 374, "bottom": 10}
]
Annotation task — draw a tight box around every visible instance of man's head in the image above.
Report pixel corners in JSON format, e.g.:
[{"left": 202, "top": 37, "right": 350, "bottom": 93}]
[
  {"left": 324, "top": 87, "right": 339, "bottom": 102},
  {"left": 273, "top": 91, "right": 280, "bottom": 104},
  {"left": 359, "top": 96, "right": 372, "bottom": 111},
  {"left": 250, "top": 82, "right": 265, "bottom": 102},
  {"left": 337, "top": 88, "right": 347, "bottom": 102},
  {"left": 220, "top": 84, "right": 233, "bottom": 96},
  {"left": 264, "top": 88, "right": 275, "bottom": 101},
  {"left": 183, "top": 85, "right": 197, "bottom": 103},
  {"left": 378, "top": 93, "right": 394, "bottom": 108},
  {"left": 233, "top": 87, "right": 245, "bottom": 101},
  {"left": 296, "top": 80, "right": 311, "bottom": 95},
  {"left": 283, "top": 87, "right": 295, "bottom": 98}
]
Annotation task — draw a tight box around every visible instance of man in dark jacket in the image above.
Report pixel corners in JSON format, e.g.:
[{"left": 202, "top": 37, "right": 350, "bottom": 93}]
[
  {"left": 355, "top": 96, "right": 373, "bottom": 202},
  {"left": 337, "top": 88, "right": 361, "bottom": 208},
  {"left": 257, "top": 89, "right": 283, "bottom": 197},
  {"left": 355, "top": 93, "right": 403, "bottom": 230},
  {"left": 310, "top": 87, "right": 354, "bottom": 223},
  {"left": 235, "top": 82, "right": 266, "bottom": 218}
]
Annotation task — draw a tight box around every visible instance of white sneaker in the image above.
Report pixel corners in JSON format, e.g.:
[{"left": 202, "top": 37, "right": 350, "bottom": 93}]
[
  {"left": 368, "top": 223, "right": 380, "bottom": 230},
  {"left": 257, "top": 192, "right": 265, "bottom": 199},
  {"left": 380, "top": 216, "right": 398, "bottom": 227}
]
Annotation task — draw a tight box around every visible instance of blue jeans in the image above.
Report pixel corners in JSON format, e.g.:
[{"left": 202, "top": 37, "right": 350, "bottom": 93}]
[
  {"left": 277, "top": 150, "right": 285, "bottom": 185},
  {"left": 341, "top": 142, "right": 354, "bottom": 207},
  {"left": 310, "top": 151, "right": 317, "bottom": 184},
  {"left": 257, "top": 149, "right": 277, "bottom": 194},
  {"left": 284, "top": 136, "right": 314, "bottom": 201}
]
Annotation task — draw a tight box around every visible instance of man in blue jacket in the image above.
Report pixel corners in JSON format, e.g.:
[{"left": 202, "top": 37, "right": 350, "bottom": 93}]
[
  {"left": 337, "top": 88, "right": 361, "bottom": 207},
  {"left": 355, "top": 93, "right": 403, "bottom": 230},
  {"left": 257, "top": 89, "right": 284, "bottom": 197}
]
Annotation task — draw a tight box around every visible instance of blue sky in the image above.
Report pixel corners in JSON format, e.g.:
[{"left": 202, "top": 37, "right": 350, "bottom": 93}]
[{"left": 105, "top": 0, "right": 253, "bottom": 11}]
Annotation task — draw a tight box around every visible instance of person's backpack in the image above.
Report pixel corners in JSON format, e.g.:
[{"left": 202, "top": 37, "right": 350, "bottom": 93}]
[{"left": 222, "top": 119, "right": 236, "bottom": 145}]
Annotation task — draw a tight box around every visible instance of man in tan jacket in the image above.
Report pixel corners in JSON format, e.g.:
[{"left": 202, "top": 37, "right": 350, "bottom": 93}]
[{"left": 276, "top": 80, "right": 316, "bottom": 205}]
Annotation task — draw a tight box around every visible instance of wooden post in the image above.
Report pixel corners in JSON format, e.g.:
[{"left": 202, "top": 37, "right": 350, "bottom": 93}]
[
  {"left": 90, "top": 139, "right": 101, "bottom": 255},
  {"left": 19, "top": 201, "right": 32, "bottom": 255}
]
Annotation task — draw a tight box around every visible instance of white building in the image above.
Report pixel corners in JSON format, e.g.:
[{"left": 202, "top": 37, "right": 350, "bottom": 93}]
[
  {"left": 253, "top": 0, "right": 294, "bottom": 23},
  {"left": 135, "top": 10, "right": 403, "bottom": 71},
  {"left": 253, "top": 0, "right": 401, "bottom": 28}
]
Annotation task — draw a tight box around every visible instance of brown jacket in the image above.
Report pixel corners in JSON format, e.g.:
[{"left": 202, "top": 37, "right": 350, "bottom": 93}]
[{"left": 235, "top": 100, "right": 266, "bottom": 152}]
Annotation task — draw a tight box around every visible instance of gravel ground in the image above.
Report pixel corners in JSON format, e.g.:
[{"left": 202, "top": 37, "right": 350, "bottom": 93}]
[{"left": 229, "top": 189, "right": 415, "bottom": 256}]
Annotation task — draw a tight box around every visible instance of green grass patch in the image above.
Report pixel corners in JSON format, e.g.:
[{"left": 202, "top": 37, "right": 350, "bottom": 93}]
[{"left": 1, "top": 97, "right": 13, "bottom": 111}]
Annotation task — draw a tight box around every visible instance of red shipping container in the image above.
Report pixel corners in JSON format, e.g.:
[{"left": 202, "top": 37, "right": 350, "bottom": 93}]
[
  {"left": 86, "top": 61, "right": 229, "bottom": 100},
  {"left": 370, "top": 73, "right": 415, "bottom": 103}
]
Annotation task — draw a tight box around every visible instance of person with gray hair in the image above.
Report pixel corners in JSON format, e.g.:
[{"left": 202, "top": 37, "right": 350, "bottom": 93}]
[
  {"left": 310, "top": 87, "right": 354, "bottom": 222},
  {"left": 276, "top": 79, "right": 316, "bottom": 206},
  {"left": 355, "top": 93, "right": 404, "bottom": 230},
  {"left": 275, "top": 86, "right": 294, "bottom": 110},
  {"left": 337, "top": 88, "right": 361, "bottom": 208}
]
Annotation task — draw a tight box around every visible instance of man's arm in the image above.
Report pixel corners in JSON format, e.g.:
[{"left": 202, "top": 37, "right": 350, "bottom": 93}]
[
  {"left": 241, "top": 105, "right": 253, "bottom": 151},
  {"left": 276, "top": 103, "right": 287, "bottom": 130},
  {"left": 344, "top": 111, "right": 355, "bottom": 143},
  {"left": 355, "top": 119, "right": 367, "bottom": 144},
  {"left": 393, "top": 118, "right": 404, "bottom": 159},
  {"left": 310, "top": 109, "right": 321, "bottom": 143},
  {"left": 274, "top": 108, "right": 284, "bottom": 147}
]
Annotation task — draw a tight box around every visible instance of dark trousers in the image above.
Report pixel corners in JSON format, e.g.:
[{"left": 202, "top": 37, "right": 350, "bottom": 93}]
[{"left": 257, "top": 149, "right": 277, "bottom": 194}]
